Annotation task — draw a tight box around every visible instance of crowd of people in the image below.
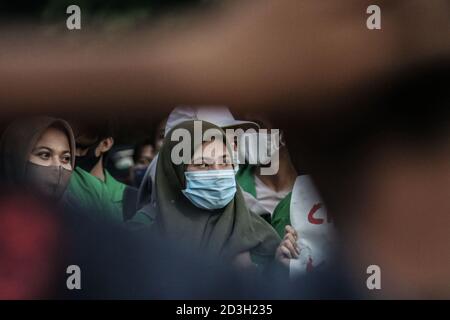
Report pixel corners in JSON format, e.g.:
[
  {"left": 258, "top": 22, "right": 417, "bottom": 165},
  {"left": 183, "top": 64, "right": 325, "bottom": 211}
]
[{"left": 0, "top": 106, "right": 337, "bottom": 298}]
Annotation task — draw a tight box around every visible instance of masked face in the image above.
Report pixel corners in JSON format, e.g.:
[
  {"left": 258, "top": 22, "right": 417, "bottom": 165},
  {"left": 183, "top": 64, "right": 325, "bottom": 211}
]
[
  {"left": 239, "top": 131, "right": 283, "bottom": 165},
  {"left": 25, "top": 162, "right": 72, "bottom": 200},
  {"left": 182, "top": 169, "right": 236, "bottom": 210},
  {"left": 26, "top": 126, "right": 73, "bottom": 200},
  {"left": 132, "top": 165, "right": 148, "bottom": 187},
  {"left": 182, "top": 139, "right": 236, "bottom": 210},
  {"left": 75, "top": 141, "right": 102, "bottom": 173},
  {"left": 29, "top": 127, "right": 73, "bottom": 170}
]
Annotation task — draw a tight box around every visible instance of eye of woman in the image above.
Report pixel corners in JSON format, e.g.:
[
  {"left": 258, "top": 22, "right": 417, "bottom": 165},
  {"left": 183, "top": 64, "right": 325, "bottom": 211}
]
[
  {"left": 36, "top": 150, "right": 51, "bottom": 160},
  {"left": 61, "top": 153, "right": 72, "bottom": 164}
]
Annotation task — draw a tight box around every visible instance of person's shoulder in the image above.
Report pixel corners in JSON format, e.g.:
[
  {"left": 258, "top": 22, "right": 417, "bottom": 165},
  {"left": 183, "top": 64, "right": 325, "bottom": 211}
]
[
  {"left": 72, "top": 166, "right": 91, "bottom": 177},
  {"left": 104, "top": 170, "right": 127, "bottom": 189},
  {"left": 127, "top": 203, "right": 157, "bottom": 228},
  {"left": 236, "top": 164, "right": 256, "bottom": 177}
]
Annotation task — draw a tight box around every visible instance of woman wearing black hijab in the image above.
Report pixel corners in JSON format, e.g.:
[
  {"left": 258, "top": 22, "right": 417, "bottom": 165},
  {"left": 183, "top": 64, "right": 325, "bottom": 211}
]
[{"left": 0, "top": 116, "right": 75, "bottom": 201}]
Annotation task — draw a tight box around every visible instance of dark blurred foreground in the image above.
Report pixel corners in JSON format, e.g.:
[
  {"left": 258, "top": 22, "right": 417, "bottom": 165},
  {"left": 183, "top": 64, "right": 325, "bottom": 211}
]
[{"left": 0, "top": 0, "right": 449, "bottom": 299}]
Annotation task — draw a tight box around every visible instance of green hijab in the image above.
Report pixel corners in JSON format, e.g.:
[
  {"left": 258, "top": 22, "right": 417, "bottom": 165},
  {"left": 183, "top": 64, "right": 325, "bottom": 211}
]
[{"left": 154, "top": 120, "right": 280, "bottom": 261}]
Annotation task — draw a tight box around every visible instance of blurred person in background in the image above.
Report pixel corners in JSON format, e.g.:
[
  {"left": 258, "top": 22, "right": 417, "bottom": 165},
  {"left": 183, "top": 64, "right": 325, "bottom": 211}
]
[
  {"left": 0, "top": 195, "right": 63, "bottom": 299},
  {"left": 154, "top": 117, "right": 167, "bottom": 153},
  {"left": 129, "top": 137, "right": 155, "bottom": 188},
  {"left": 236, "top": 115, "right": 337, "bottom": 276},
  {"left": 67, "top": 118, "right": 138, "bottom": 222},
  {"left": 236, "top": 115, "right": 297, "bottom": 227}
]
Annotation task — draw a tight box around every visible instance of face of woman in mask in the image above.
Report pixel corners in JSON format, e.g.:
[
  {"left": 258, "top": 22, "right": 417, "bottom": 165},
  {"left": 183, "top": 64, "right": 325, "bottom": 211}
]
[
  {"left": 26, "top": 127, "right": 73, "bottom": 200},
  {"left": 182, "top": 139, "right": 237, "bottom": 211}
]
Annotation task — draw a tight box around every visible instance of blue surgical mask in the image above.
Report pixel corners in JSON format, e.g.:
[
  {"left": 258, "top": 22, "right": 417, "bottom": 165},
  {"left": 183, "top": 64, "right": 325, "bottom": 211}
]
[{"left": 182, "top": 169, "right": 237, "bottom": 210}]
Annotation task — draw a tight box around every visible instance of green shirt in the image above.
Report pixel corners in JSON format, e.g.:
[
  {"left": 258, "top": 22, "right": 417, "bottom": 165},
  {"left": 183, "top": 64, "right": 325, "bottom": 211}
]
[
  {"left": 68, "top": 167, "right": 126, "bottom": 222},
  {"left": 131, "top": 206, "right": 156, "bottom": 225},
  {"left": 236, "top": 165, "right": 292, "bottom": 238}
]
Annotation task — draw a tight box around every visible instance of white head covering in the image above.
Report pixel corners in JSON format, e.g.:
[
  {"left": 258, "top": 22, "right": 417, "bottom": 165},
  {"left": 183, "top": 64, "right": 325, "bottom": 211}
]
[{"left": 164, "top": 106, "right": 259, "bottom": 136}]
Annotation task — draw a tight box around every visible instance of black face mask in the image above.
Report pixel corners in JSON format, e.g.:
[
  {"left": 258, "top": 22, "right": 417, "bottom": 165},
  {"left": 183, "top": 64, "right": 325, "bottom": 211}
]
[
  {"left": 75, "top": 142, "right": 102, "bottom": 173},
  {"left": 25, "top": 162, "right": 72, "bottom": 200}
]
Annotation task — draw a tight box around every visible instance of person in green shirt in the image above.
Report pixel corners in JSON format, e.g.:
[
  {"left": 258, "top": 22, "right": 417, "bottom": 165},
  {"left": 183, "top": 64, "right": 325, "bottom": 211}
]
[
  {"left": 236, "top": 115, "right": 336, "bottom": 275},
  {"left": 67, "top": 118, "right": 137, "bottom": 222},
  {"left": 235, "top": 115, "right": 298, "bottom": 238}
]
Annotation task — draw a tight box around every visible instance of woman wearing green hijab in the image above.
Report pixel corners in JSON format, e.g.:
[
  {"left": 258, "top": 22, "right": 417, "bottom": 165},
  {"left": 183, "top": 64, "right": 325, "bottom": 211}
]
[{"left": 132, "top": 120, "right": 285, "bottom": 270}]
